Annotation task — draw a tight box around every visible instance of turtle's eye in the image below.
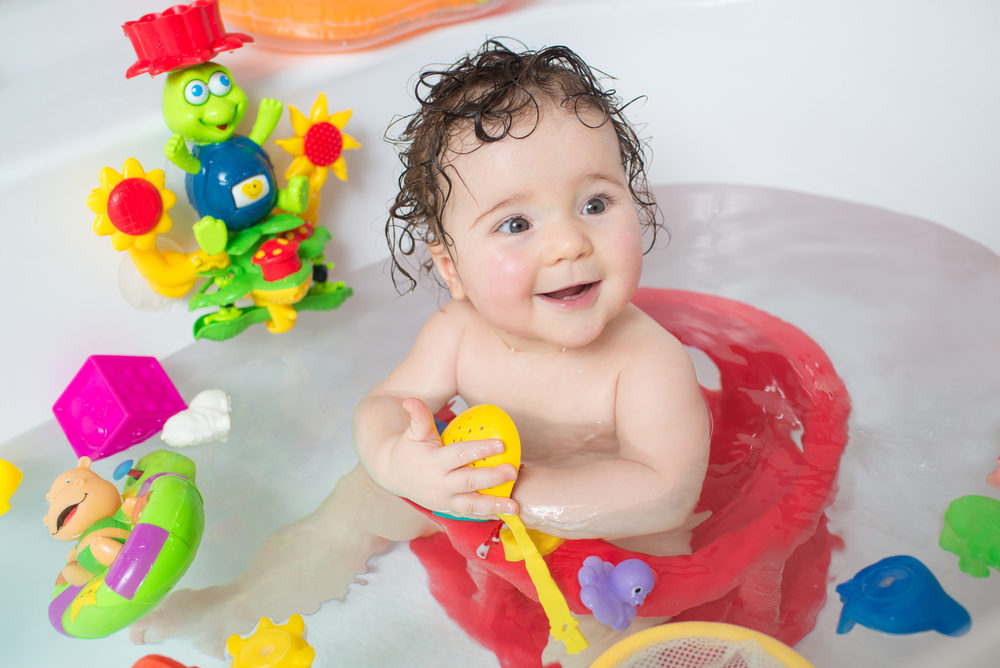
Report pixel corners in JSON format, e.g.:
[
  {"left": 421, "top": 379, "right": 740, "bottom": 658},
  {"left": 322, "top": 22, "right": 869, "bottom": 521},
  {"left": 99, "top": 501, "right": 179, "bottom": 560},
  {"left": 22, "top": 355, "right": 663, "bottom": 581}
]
[
  {"left": 208, "top": 71, "right": 232, "bottom": 97},
  {"left": 184, "top": 80, "right": 209, "bottom": 106}
]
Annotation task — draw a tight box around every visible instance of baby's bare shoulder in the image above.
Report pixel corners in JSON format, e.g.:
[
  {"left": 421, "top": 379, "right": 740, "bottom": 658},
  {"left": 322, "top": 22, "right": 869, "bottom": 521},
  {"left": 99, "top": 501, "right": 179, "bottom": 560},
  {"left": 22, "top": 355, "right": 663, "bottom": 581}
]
[
  {"left": 608, "top": 305, "right": 687, "bottom": 358},
  {"left": 610, "top": 306, "right": 702, "bottom": 403},
  {"left": 419, "top": 298, "right": 475, "bottom": 334}
]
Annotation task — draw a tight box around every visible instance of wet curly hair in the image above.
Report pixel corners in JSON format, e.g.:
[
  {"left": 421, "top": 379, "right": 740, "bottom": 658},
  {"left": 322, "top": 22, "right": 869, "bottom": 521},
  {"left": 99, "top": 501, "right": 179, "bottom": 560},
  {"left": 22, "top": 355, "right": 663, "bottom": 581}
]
[{"left": 385, "top": 39, "right": 662, "bottom": 293}]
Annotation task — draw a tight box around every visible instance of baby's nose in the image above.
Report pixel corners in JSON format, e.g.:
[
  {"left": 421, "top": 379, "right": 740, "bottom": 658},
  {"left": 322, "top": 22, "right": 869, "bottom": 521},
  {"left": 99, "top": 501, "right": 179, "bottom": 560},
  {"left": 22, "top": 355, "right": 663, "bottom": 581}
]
[{"left": 542, "top": 217, "right": 593, "bottom": 265}]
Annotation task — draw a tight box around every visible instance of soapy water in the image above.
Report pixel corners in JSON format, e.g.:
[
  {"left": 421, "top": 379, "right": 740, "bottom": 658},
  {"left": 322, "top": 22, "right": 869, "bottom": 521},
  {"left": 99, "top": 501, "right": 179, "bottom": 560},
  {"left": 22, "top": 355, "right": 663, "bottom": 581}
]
[{"left": 2, "top": 184, "right": 999, "bottom": 667}]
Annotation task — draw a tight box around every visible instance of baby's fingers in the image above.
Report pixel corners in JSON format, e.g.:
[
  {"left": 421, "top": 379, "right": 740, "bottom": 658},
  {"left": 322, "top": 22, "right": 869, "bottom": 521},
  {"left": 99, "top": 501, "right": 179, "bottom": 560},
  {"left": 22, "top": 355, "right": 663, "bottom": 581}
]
[
  {"left": 451, "top": 490, "right": 519, "bottom": 518},
  {"left": 402, "top": 398, "right": 438, "bottom": 442},
  {"left": 444, "top": 438, "right": 507, "bottom": 469},
  {"left": 449, "top": 462, "right": 518, "bottom": 494}
]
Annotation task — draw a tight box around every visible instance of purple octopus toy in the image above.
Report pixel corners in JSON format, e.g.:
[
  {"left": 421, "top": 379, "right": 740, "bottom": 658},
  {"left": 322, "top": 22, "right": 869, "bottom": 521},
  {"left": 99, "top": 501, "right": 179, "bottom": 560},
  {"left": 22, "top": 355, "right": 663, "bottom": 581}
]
[{"left": 577, "top": 555, "right": 656, "bottom": 631}]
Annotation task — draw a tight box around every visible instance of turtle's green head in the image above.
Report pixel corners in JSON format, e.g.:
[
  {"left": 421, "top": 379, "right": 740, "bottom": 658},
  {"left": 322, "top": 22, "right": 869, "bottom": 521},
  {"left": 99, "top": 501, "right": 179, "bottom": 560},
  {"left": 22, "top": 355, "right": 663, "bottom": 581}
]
[{"left": 163, "top": 63, "right": 247, "bottom": 144}]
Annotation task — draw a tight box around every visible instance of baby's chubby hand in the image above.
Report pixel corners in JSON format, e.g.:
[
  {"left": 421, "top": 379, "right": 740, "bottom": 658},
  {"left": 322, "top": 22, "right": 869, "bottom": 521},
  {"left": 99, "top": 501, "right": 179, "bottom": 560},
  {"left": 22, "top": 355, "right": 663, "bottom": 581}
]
[{"left": 383, "top": 398, "right": 519, "bottom": 518}]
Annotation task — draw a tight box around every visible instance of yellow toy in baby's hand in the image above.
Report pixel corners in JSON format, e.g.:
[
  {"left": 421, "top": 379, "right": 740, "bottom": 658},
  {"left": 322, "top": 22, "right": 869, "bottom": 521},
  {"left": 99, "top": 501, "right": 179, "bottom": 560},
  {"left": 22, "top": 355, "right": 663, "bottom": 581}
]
[
  {"left": 440, "top": 404, "right": 521, "bottom": 498},
  {"left": 441, "top": 405, "right": 588, "bottom": 655}
]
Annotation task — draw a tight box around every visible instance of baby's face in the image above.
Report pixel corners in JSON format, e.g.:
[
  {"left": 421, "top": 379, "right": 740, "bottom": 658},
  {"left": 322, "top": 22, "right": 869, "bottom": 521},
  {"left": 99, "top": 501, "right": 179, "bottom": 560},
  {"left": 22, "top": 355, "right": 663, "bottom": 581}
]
[{"left": 434, "top": 104, "right": 643, "bottom": 351}]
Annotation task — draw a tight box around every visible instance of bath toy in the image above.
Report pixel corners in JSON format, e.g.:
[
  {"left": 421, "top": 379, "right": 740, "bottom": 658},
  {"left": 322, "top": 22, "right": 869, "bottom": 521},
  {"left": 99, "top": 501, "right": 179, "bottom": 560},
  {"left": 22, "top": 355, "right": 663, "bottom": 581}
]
[
  {"left": 408, "top": 289, "right": 850, "bottom": 665},
  {"left": 939, "top": 494, "right": 1000, "bottom": 577},
  {"left": 44, "top": 456, "right": 134, "bottom": 586},
  {"left": 274, "top": 93, "right": 361, "bottom": 224},
  {"left": 88, "top": 157, "right": 231, "bottom": 297},
  {"left": 986, "top": 457, "right": 1000, "bottom": 490},
  {"left": 113, "top": 459, "right": 135, "bottom": 481},
  {"left": 835, "top": 555, "right": 970, "bottom": 636},
  {"left": 185, "top": 212, "right": 352, "bottom": 339},
  {"left": 161, "top": 389, "right": 232, "bottom": 447},
  {"left": 46, "top": 449, "right": 204, "bottom": 638},
  {"left": 132, "top": 656, "right": 196, "bottom": 668},
  {"left": 89, "top": 1, "right": 358, "bottom": 340},
  {"left": 160, "top": 60, "right": 309, "bottom": 234},
  {"left": 577, "top": 556, "right": 655, "bottom": 631},
  {"left": 52, "top": 355, "right": 188, "bottom": 461},
  {"left": 440, "top": 404, "right": 588, "bottom": 655},
  {"left": 218, "top": 0, "right": 513, "bottom": 52},
  {"left": 122, "top": 0, "right": 252, "bottom": 79},
  {"left": 160, "top": 390, "right": 232, "bottom": 448},
  {"left": 0, "top": 458, "right": 23, "bottom": 516},
  {"left": 226, "top": 614, "right": 315, "bottom": 668},
  {"left": 590, "top": 621, "right": 815, "bottom": 668}
]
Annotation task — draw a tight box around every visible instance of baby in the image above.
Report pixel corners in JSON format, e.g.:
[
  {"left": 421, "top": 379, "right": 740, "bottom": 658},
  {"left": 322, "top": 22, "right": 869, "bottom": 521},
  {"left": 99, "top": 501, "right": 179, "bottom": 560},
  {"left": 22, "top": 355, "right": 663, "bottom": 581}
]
[
  {"left": 132, "top": 40, "right": 710, "bottom": 658},
  {"left": 357, "top": 41, "right": 710, "bottom": 542}
]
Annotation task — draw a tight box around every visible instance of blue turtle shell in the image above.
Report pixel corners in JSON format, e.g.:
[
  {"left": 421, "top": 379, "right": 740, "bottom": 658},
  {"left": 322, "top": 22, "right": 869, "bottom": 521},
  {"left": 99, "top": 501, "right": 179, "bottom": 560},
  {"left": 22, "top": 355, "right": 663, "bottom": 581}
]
[
  {"left": 836, "top": 555, "right": 970, "bottom": 636},
  {"left": 186, "top": 136, "right": 277, "bottom": 231}
]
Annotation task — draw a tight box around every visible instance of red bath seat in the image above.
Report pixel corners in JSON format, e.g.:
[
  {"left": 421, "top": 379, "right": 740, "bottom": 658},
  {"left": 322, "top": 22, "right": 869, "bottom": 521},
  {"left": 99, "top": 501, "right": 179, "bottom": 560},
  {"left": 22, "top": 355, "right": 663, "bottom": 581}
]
[{"left": 409, "top": 289, "right": 850, "bottom": 667}]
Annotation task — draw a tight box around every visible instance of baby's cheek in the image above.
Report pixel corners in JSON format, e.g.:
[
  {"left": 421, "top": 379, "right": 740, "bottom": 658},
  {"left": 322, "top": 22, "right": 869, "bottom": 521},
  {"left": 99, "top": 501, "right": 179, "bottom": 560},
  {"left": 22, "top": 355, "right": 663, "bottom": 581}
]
[
  {"left": 610, "top": 225, "right": 644, "bottom": 283},
  {"left": 479, "top": 252, "right": 536, "bottom": 298}
]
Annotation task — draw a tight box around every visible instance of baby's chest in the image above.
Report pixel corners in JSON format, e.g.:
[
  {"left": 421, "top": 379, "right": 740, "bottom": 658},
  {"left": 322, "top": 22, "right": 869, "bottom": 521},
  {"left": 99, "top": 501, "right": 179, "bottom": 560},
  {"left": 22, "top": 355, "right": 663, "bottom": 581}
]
[{"left": 453, "top": 350, "right": 620, "bottom": 460}]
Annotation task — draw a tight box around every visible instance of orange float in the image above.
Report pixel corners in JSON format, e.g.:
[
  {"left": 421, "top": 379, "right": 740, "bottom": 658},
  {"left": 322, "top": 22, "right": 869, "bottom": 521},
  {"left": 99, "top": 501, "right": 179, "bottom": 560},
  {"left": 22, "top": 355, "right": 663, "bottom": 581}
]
[{"left": 218, "top": 0, "right": 516, "bottom": 51}]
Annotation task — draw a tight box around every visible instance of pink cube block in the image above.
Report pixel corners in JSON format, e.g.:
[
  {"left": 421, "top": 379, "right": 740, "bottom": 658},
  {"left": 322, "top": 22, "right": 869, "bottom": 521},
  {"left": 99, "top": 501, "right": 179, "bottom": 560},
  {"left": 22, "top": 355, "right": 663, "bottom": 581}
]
[{"left": 52, "top": 355, "right": 187, "bottom": 461}]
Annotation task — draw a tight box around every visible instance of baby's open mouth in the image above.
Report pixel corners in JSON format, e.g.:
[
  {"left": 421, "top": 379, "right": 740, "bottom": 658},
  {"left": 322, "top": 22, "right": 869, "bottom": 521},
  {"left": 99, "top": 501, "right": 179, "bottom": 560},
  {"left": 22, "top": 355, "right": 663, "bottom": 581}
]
[
  {"left": 541, "top": 282, "right": 596, "bottom": 300},
  {"left": 55, "top": 494, "right": 86, "bottom": 532}
]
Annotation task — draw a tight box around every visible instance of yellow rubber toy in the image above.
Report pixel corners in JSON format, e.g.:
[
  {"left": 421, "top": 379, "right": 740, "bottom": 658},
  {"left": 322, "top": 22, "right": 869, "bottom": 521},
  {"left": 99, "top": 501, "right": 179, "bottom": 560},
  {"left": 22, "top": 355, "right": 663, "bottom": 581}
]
[
  {"left": 0, "top": 458, "right": 22, "bottom": 516},
  {"left": 226, "top": 614, "right": 315, "bottom": 668},
  {"left": 441, "top": 405, "right": 588, "bottom": 655}
]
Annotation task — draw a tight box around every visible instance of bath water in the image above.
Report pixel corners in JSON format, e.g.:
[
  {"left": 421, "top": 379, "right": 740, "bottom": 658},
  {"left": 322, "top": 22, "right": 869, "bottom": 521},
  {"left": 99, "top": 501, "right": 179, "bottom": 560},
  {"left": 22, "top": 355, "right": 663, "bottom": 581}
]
[{"left": 2, "top": 184, "right": 998, "bottom": 667}]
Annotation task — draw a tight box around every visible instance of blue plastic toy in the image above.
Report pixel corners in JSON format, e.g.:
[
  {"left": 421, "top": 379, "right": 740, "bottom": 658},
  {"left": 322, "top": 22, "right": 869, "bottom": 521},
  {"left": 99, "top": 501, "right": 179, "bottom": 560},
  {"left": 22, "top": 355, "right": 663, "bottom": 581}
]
[{"left": 835, "top": 555, "right": 970, "bottom": 636}]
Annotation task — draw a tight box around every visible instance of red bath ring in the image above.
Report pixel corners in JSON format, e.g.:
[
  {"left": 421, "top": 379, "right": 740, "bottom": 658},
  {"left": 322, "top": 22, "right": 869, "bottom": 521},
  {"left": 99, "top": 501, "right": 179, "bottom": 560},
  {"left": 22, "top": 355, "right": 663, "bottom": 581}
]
[{"left": 409, "top": 289, "right": 850, "bottom": 667}]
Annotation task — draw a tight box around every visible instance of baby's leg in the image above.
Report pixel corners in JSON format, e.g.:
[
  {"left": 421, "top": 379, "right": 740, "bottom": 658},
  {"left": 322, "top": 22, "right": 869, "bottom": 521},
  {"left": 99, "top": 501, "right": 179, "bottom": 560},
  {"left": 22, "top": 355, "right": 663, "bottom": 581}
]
[{"left": 130, "top": 464, "right": 438, "bottom": 656}]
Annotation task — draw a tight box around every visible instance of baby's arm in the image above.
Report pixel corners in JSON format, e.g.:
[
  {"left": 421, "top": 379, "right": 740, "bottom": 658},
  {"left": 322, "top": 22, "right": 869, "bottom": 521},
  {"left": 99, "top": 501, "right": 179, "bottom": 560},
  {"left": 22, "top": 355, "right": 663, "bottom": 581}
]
[
  {"left": 354, "top": 303, "right": 518, "bottom": 518},
  {"left": 515, "top": 330, "right": 710, "bottom": 540}
]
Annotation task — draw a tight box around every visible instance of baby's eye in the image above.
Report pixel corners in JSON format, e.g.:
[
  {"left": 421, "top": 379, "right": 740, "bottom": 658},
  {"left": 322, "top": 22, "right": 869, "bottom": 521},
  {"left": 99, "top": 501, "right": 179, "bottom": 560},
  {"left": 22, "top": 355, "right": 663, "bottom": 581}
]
[
  {"left": 497, "top": 216, "right": 531, "bottom": 234},
  {"left": 184, "top": 80, "right": 209, "bottom": 106},
  {"left": 208, "top": 71, "right": 232, "bottom": 97},
  {"left": 582, "top": 197, "right": 607, "bottom": 215}
]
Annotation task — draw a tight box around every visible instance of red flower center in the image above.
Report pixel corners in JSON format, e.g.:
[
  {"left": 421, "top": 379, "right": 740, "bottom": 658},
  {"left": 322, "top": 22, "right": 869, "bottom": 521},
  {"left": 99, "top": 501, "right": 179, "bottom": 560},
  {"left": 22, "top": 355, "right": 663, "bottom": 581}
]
[
  {"left": 107, "top": 178, "right": 163, "bottom": 236},
  {"left": 303, "top": 122, "right": 343, "bottom": 167}
]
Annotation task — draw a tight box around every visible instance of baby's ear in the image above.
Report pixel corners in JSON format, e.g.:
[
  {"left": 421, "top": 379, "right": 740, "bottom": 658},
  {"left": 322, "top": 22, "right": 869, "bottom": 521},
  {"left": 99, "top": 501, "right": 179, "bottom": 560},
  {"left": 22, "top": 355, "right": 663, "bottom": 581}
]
[{"left": 428, "top": 241, "right": 466, "bottom": 301}]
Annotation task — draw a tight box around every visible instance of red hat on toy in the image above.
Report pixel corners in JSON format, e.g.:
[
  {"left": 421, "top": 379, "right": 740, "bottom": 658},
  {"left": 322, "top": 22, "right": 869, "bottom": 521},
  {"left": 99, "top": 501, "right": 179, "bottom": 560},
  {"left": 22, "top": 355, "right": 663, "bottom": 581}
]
[{"left": 123, "top": 0, "right": 252, "bottom": 78}]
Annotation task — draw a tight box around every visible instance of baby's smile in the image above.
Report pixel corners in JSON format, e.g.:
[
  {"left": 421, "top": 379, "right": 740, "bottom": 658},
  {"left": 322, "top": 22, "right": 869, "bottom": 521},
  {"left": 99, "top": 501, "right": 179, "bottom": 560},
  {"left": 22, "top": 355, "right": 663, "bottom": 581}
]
[{"left": 537, "top": 281, "right": 600, "bottom": 308}]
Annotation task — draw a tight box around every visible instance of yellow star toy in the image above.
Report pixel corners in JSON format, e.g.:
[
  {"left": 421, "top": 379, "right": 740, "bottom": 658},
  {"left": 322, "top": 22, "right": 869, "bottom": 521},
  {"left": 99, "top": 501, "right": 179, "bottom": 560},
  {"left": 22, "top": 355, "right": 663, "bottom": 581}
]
[{"left": 226, "top": 614, "right": 315, "bottom": 668}]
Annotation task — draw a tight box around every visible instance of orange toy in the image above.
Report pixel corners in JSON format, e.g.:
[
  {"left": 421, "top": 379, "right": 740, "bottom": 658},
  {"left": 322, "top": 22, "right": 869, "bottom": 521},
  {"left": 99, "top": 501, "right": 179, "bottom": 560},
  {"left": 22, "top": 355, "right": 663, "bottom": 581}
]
[{"left": 219, "top": 0, "right": 516, "bottom": 52}]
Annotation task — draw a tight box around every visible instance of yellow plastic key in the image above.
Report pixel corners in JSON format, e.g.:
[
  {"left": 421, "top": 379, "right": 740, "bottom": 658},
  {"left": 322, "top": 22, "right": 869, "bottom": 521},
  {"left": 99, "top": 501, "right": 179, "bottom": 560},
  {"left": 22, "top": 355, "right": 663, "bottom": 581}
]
[
  {"left": 500, "top": 512, "right": 588, "bottom": 653},
  {"left": 442, "top": 405, "right": 588, "bottom": 654}
]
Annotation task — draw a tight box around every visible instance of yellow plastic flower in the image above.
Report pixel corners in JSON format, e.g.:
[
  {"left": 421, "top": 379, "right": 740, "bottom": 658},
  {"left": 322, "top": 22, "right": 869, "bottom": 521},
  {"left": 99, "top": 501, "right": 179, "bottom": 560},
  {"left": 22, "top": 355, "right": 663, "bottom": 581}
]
[
  {"left": 276, "top": 93, "right": 361, "bottom": 188},
  {"left": 226, "top": 614, "right": 315, "bottom": 668},
  {"left": 88, "top": 158, "right": 176, "bottom": 251}
]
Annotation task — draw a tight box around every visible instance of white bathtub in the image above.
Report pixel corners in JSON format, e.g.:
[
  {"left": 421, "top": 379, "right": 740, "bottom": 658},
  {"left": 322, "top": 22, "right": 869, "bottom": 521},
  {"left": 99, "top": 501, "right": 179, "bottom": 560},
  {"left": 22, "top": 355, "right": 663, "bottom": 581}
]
[{"left": 2, "top": 1, "right": 999, "bottom": 666}]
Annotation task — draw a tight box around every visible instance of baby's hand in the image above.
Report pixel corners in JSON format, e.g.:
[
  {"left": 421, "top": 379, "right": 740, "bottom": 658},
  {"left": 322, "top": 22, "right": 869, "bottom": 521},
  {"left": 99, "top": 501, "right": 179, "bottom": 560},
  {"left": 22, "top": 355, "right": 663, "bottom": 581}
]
[{"left": 385, "top": 398, "right": 519, "bottom": 518}]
